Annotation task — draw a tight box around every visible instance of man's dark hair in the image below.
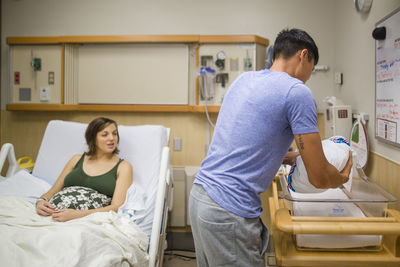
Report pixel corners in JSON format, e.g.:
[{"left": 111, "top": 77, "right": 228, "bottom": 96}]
[{"left": 273, "top": 28, "right": 319, "bottom": 65}]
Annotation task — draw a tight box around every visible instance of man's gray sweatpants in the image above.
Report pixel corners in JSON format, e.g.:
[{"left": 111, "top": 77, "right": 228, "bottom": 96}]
[{"left": 189, "top": 183, "right": 269, "bottom": 267}]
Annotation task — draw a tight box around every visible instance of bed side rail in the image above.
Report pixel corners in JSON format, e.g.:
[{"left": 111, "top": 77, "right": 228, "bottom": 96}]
[
  {"left": 0, "top": 143, "right": 20, "bottom": 178},
  {"left": 275, "top": 207, "right": 400, "bottom": 235},
  {"left": 148, "top": 146, "right": 171, "bottom": 267}
]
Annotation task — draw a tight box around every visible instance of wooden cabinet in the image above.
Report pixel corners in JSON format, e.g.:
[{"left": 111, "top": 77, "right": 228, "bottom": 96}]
[{"left": 7, "top": 35, "right": 269, "bottom": 113}]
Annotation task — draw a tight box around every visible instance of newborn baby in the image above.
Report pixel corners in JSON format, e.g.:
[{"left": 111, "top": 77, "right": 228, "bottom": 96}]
[{"left": 287, "top": 136, "right": 352, "bottom": 193}]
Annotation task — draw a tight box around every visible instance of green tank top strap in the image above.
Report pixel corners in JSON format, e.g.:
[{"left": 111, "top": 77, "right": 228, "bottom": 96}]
[{"left": 73, "top": 153, "right": 85, "bottom": 169}]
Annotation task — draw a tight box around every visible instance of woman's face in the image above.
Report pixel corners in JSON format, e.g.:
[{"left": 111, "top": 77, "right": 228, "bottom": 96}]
[{"left": 95, "top": 123, "right": 118, "bottom": 154}]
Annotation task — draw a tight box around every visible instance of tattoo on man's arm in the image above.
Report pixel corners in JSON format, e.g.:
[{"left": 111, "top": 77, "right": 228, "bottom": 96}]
[{"left": 299, "top": 135, "right": 305, "bottom": 150}]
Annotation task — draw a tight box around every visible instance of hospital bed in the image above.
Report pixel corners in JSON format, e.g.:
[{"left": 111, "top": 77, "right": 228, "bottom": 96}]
[
  {"left": 0, "top": 120, "right": 172, "bottom": 267},
  {"left": 269, "top": 166, "right": 400, "bottom": 267}
]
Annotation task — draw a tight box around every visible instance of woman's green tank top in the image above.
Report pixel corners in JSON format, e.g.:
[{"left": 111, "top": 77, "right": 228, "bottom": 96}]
[{"left": 64, "top": 154, "right": 123, "bottom": 197}]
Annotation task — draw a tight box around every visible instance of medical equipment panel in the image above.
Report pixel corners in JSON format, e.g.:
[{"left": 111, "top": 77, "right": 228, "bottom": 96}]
[
  {"left": 198, "top": 43, "right": 267, "bottom": 106},
  {"left": 169, "top": 167, "right": 186, "bottom": 227},
  {"left": 324, "top": 105, "right": 353, "bottom": 140},
  {"left": 10, "top": 45, "right": 62, "bottom": 104}
]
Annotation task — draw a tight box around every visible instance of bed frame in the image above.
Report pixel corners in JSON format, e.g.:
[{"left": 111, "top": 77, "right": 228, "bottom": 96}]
[
  {"left": 0, "top": 142, "right": 172, "bottom": 267},
  {"left": 149, "top": 146, "right": 172, "bottom": 267},
  {"left": 0, "top": 143, "right": 19, "bottom": 181},
  {"left": 269, "top": 176, "right": 400, "bottom": 267}
]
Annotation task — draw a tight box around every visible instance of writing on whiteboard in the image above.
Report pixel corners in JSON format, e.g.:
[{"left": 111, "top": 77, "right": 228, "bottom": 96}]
[
  {"left": 375, "top": 9, "right": 400, "bottom": 146},
  {"left": 377, "top": 100, "right": 400, "bottom": 121},
  {"left": 376, "top": 57, "right": 400, "bottom": 83}
]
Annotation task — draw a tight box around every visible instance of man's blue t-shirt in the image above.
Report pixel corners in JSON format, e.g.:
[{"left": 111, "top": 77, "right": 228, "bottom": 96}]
[{"left": 194, "top": 69, "right": 319, "bottom": 218}]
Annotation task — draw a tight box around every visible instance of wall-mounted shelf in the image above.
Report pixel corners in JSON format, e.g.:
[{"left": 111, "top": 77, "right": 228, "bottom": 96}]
[
  {"left": 7, "top": 35, "right": 268, "bottom": 46},
  {"left": 199, "top": 35, "right": 269, "bottom": 46},
  {"left": 6, "top": 104, "right": 221, "bottom": 113}
]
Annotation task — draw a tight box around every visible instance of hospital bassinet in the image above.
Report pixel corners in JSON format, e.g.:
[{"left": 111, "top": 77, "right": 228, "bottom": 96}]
[{"left": 269, "top": 166, "right": 400, "bottom": 267}]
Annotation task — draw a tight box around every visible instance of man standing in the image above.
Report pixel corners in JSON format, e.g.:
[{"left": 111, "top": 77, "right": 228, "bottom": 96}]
[{"left": 189, "top": 28, "right": 352, "bottom": 267}]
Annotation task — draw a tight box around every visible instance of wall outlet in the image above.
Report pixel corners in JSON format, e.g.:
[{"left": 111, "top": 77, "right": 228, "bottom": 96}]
[
  {"left": 173, "top": 137, "right": 182, "bottom": 151},
  {"left": 40, "top": 87, "right": 51, "bottom": 102},
  {"left": 334, "top": 72, "right": 343, "bottom": 85}
]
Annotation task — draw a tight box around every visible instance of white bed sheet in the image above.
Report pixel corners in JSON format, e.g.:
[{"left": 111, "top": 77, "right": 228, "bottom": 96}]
[
  {"left": 291, "top": 189, "right": 382, "bottom": 249},
  {"left": 0, "top": 170, "right": 51, "bottom": 204},
  {"left": 0, "top": 196, "right": 148, "bottom": 267}
]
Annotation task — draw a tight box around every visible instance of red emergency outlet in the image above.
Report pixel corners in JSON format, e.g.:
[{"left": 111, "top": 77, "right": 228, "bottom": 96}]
[{"left": 14, "top": 72, "right": 20, "bottom": 84}]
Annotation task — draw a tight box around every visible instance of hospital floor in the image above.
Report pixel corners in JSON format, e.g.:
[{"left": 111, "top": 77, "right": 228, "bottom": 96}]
[
  {"left": 164, "top": 228, "right": 276, "bottom": 266},
  {"left": 163, "top": 251, "right": 276, "bottom": 267},
  {"left": 163, "top": 237, "right": 277, "bottom": 267},
  {"left": 164, "top": 250, "right": 197, "bottom": 266}
]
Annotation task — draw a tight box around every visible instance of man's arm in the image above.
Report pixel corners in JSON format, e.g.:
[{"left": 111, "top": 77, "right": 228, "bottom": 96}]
[{"left": 294, "top": 132, "right": 352, "bottom": 189}]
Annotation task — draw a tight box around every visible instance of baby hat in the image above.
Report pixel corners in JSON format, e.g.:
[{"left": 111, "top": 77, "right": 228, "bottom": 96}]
[{"left": 287, "top": 136, "right": 351, "bottom": 193}]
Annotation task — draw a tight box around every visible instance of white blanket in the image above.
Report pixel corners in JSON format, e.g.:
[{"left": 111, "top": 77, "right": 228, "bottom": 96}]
[
  {"left": 0, "top": 170, "right": 51, "bottom": 204},
  {"left": 0, "top": 196, "right": 149, "bottom": 267},
  {"left": 288, "top": 136, "right": 352, "bottom": 193}
]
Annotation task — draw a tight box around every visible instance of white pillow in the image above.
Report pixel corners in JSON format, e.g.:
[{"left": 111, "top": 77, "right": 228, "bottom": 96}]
[
  {"left": 288, "top": 136, "right": 352, "bottom": 193},
  {"left": 32, "top": 120, "right": 87, "bottom": 183}
]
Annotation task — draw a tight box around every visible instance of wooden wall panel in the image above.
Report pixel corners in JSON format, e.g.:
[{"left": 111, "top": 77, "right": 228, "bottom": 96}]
[
  {"left": 0, "top": 110, "right": 208, "bottom": 167},
  {"left": 365, "top": 152, "right": 400, "bottom": 211}
]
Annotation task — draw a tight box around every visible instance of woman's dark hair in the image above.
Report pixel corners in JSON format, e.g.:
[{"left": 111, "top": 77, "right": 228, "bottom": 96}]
[
  {"left": 273, "top": 28, "right": 319, "bottom": 65},
  {"left": 85, "top": 117, "right": 120, "bottom": 156}
]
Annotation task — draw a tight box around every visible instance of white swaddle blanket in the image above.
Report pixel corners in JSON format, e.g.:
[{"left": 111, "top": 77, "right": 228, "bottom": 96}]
[{"left": 287, "top": 136, "right": 352, "bottom": 193}]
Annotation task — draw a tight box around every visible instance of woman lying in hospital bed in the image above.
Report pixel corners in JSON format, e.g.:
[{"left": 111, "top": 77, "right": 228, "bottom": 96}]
[
  {"left": 36, "top": 117, "right": 132, "bottom": 222},
  {"left": 0, "top": 118, "right": 152, "bottom": 267}
]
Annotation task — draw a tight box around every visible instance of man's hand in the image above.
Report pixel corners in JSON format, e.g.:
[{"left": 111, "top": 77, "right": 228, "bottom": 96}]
[
  {"left": 282, "top": 151, "right": 300, "bottom": 165},
  {"left": 340, "top": 150, "right": 353, "bottom": 184}
]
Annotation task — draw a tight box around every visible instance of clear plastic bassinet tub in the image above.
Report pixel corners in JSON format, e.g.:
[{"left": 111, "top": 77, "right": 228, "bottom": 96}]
[{"left": 277, "top": 166, "right": 397, "bottom": 251}]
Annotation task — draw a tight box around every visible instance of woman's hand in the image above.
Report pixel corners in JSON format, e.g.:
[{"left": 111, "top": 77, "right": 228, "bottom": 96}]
[
  {"left": 36, "top": 200, "right": 55, "bottom": 216},
  {"left": 52, "top": 209, "right": 86, "bottom": 222}
]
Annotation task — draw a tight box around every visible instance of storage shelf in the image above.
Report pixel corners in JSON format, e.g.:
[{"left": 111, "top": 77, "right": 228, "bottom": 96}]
[
  {"left": 199, "top": 35, "right": 269, "bottom": 46},
  {"left": 6, "top": 104, "right": 221, "bottom": 113},
  {"left": 7, "top": 35, "right": 269, "bottom": 46}
]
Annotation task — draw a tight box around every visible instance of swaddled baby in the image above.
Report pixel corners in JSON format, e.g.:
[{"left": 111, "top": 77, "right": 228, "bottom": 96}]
[{"left": 287, "top": 136, "right": 352, "bottom": 193}]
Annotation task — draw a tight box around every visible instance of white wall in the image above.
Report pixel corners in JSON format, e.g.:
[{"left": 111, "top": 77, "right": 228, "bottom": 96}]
[
  {"left": 2, "top": 0, "right": 400, "bottom": 163},
  {"left": 333, "top": 0, "right": 400, "bottom": 163},
  {"left": 1, "top": 0, "right": 336, "bottom": 109}
]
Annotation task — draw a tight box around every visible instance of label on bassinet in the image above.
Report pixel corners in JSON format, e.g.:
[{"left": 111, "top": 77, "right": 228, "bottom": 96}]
[{"left": 328, "top": 203, "right": 346, "bottom": 217}]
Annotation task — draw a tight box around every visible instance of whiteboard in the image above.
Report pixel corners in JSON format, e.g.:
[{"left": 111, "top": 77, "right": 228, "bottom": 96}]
[
  {"left": 375, "top": 7, "right": 400, "bottom": 147},
  {"left": 78, "top": 44, "right": 189, "bottom": 105}
]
